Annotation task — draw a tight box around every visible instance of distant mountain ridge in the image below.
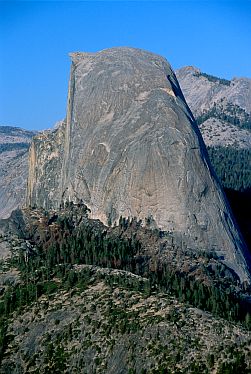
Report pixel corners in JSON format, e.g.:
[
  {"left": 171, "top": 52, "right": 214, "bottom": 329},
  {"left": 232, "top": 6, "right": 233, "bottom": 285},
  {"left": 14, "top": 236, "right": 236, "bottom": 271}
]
[
  {"left": 176, "top": 66, "right": 251, "bottom": 149},
  {"left": 176, "top": 67, "right": 251, "bottom": 251},
  {"left": 176, "top": 66, "right": 251, "bottom": 114},
  {"left": 176, "top": 67, "right": 251, "bottom": 192}
]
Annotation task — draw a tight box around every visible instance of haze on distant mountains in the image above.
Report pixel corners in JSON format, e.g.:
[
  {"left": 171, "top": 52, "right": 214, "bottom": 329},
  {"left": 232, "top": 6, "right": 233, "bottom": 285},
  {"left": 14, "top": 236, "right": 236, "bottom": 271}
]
[{"left": 1, "top": 1, "right": 251, "bottom": 130}]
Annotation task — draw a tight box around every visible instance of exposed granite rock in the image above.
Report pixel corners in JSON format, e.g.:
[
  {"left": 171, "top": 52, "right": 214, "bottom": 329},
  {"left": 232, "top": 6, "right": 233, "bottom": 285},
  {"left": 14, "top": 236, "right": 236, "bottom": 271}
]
[
  {"left": 27, "top": 122, "right": 66, "bottom": 209},
  {"left": 176, "top": 66, "right": 251, "bottom": 149},
  {"left": 176, "top": 66, "right": 251, "bottom": 117},
  {"left": 198, "top": 118, "right": 251, "bottom": 149},
  {"left": 1, "top": 274, "right": 251, "bottom": 374},
  {"left": 26, "top": 47, "right": 251, "bottom": 282},
  {"left": 0, "top": 126, "right": 36, "bottom": 219}
]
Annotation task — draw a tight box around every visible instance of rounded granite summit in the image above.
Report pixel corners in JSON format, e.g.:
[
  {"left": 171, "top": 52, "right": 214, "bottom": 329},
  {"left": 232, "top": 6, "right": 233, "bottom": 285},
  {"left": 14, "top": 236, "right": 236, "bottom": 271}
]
[{"left": 27, "top": 47, "right": 251, "bottom": 283}]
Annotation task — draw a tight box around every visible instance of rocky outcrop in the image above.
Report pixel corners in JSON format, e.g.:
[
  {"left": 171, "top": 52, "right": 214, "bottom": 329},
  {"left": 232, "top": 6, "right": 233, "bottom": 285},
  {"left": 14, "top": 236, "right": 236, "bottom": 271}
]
[
  {"left": 176, "top": 66, "right": 251, "bottom": 117},
  {"left": 26, "top": 47, "right": 251, "bottom": 282},
  {"left": 0, "top": 126, "right": 36, "bottom": 219},
  {"left": 2, "top": 270, "right": 251, "bottom": 374},
  {"left": 27, "top": 122, "right": 66, "bottom": 209},
  {"left": 197, "top": 118, "right": 251, "bottom": 149},
  {"left": 176, "top": 67, "right": 251, "bottom": 149}
]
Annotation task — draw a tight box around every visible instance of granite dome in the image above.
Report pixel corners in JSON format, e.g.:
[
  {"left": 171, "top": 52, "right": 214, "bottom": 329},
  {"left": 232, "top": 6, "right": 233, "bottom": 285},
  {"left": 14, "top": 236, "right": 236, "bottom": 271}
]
[{"left": 26, "top": 47, "right": 251, "bottom": 282}]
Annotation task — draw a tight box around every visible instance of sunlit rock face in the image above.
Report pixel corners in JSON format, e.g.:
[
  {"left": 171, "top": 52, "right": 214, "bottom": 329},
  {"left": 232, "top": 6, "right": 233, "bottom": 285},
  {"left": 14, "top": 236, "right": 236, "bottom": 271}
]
[
  {"left": 176, "top": 66, "right": 251, "bottom": 118},
  {"left": 26, "top": 47, "right": 251, "bottom": 282},
  {"left": 0, "top": 126, "right": 36, "bottom": 219},
  {"left": 176, "top": 66, "right": 251, "bottom": 149}
]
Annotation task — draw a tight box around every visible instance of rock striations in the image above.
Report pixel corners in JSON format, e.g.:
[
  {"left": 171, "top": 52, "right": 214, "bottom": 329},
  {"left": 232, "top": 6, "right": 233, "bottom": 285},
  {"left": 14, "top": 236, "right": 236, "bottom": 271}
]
[
  {"left": 26, "top": 47, "right": 251, "bottom": 282},
  {"left": 0, "top": 126, "right": 36, "bottom": 219}
]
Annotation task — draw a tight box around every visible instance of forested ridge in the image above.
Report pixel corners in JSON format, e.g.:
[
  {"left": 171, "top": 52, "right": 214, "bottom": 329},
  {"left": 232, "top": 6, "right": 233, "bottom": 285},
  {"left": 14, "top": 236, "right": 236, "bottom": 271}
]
[
  {"left": 1, "top": 203, "right": 251, "bottom": 365},
  {"left": 197, "top": 102, "right": 251, "bottom": 131},
  {"left": 207, "top": 147, "right": 251, "bottom": 191},
  {"left": 0, "top": 143, "right": 29, "bottom": 154},
  {"left": 194, "top": 72, "right": 231, "bottom": 86},
  {"left": 206, "top": 146, "right": 251, "bottom": 251}
]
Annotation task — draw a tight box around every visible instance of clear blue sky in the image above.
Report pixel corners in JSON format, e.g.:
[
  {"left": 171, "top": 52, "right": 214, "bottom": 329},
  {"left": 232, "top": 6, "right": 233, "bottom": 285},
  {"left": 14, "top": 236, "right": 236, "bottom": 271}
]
[{"left": 1, "top": 1, "right": 251, "bottom": 130}]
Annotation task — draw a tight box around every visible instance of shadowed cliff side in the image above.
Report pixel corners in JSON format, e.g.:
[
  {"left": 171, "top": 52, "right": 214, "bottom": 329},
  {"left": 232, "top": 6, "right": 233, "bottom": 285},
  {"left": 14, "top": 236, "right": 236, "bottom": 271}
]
[{"left": 26, "top": 47, "right": 251, "bottom": 283}]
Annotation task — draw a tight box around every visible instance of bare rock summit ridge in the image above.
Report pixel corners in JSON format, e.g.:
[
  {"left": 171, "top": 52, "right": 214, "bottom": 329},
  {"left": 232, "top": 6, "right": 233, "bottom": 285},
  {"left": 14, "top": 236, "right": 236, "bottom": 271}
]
[{"left": 26, "top": 47, "right": 251, "bottom": 282}]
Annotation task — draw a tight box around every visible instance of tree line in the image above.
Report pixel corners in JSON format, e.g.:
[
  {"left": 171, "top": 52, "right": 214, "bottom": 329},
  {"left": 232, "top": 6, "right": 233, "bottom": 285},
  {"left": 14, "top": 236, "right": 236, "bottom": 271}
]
[
  {"left": 197, "top": 102, "right": 251, "bottom": 130},
  {"left": 2, "top": 211, "right": 251, "bottom": 326}
]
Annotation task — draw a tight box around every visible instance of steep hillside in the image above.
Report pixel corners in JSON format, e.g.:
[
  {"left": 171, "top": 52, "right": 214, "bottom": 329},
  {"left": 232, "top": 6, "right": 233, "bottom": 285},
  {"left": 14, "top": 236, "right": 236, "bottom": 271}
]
[
  {"left": 1, "top": 270, "right": 251, "bottom": 374},
  {"left": 0, "top": 126, "right": 36, "bottom": 220},
  {"left": 176, "top": 67, "right": 251, "bottom": 149},
  {"left": 0, "top": 205, "right": 251, "bottom": 373},
  {"left": 176, "top": 66, "right": 251, "bottom": 118}
]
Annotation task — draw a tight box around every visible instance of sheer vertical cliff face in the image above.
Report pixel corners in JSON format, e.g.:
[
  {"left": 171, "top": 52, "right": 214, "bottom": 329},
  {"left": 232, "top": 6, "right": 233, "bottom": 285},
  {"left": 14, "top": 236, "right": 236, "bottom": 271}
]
[
  {"left": 27, "top": 122, "right": 66, "bottom": 209},
  {"left": 0, "top": 126, "right": 36, "bottom": 219},
  {"left": 26, "top": 47, "right": 251, "bottom": 282}
]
